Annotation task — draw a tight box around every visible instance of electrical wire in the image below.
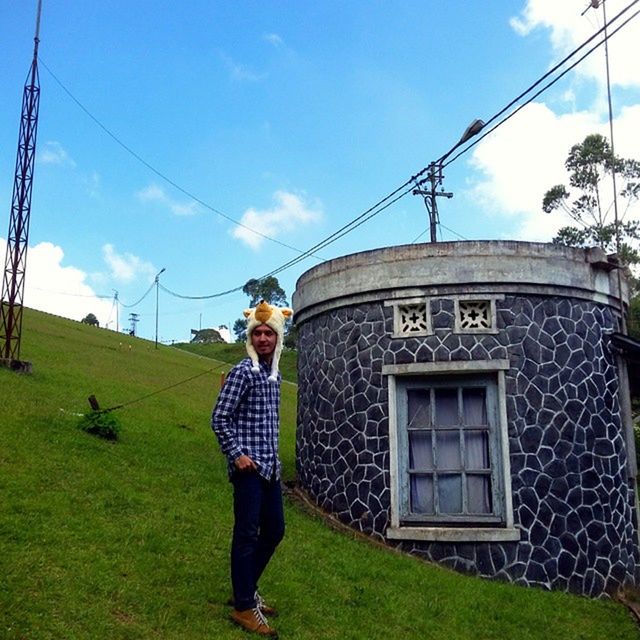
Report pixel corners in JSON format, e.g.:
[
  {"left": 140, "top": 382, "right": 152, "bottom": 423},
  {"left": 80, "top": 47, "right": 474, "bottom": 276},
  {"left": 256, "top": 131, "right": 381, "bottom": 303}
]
[
  {"left": 39, "top": 0, "right": 640, "bottom": 307},
  {"left": 156, "top": 1, "right": 640, "bottom": 301},
  {"left": 39, "top": 59, "right": 323, "bottom": 261},
  {"left": 29, "top": 286, "right": 112, "bottom": 299},
  {"left": 100, "top": 363, "right": 225, "bottom": 413},
  {"left": 119, "top": 281, "right": 155, "bottom": 308},
  {"left": 421, "top": 0, "right": 640, "bottom": 184},
  {"left": 158, "top": 181, "right": 418, "bottom": 300}
]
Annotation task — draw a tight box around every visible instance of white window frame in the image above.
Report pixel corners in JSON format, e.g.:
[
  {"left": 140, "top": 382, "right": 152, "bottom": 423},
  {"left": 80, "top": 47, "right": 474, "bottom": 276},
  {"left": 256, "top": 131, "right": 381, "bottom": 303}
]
[{"left": 383, "top": 360, "right": 519, "bottom": 542}]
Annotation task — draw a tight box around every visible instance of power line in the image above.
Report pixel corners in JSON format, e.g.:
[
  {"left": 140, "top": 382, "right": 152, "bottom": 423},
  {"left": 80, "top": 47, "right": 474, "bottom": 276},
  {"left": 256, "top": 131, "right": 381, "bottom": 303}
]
[
  {"left": 408, "top": 0, "right": 640, "bottom": 241},
  {"left": 157, "top": 182, "right": 417, "bottom": 301},
  {"left": 425, "top": 0, "right": 640, "bottom": 182},
  {"left": 119, "top": 281, "right": 155, "bottom": 308},
  {"left": 29, "top": 286, "right": 111, "bottom": 299},
  {"left": 101, "top": 363, "right": 224, "bottom": 413},
  {"left": 38, "top": 0, "right": 640, "bottom": 308},
  {"left": 157, "top": 1, "right": 639, "bottom": 300},
  {"left": 39, "top": 59, "right": 322, "bottom": 261}
]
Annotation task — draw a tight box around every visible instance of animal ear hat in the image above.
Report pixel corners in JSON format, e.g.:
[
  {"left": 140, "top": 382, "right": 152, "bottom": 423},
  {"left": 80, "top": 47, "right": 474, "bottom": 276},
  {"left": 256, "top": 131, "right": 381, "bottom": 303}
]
[{"left": 244, "top": 300, "right": 293, "bottom": 382}]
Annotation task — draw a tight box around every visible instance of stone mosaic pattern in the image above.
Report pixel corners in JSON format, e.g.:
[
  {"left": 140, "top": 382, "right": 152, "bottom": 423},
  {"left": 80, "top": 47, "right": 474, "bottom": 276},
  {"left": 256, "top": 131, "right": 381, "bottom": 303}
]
[{"left": 296, "top": 295, "right": 639, "bottom": 596}]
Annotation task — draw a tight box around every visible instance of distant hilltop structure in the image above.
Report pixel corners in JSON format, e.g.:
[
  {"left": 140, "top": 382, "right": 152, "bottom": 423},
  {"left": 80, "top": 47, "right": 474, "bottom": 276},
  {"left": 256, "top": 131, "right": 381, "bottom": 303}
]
[{"left": 190, "top": 326, "right": 232, "bottom": 344}]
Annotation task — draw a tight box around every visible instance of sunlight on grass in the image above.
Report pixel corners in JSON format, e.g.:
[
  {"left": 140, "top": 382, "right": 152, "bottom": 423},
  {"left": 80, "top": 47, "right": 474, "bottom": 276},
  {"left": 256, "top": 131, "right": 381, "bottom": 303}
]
[{"left": 0, "top": 309, "right": 637, "bottom": 639}]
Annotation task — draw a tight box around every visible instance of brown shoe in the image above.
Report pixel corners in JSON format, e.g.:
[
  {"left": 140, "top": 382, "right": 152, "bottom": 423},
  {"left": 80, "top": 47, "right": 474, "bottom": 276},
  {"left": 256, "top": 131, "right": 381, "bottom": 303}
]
[
  {"left": 227, "top": 591, "right": 278, "bottom": 617},
  {"left": 230, "top": 607, "right": 278, "bottom": 637},
  {"left": 255, "top": 591, "right": 278, "bottom": 617}
]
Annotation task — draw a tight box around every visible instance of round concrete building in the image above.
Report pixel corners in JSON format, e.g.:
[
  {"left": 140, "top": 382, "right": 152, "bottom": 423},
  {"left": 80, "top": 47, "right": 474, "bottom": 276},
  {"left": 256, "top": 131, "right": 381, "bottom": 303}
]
[{"left": 293, "top": 240, "right": 639, "bottom": 596}]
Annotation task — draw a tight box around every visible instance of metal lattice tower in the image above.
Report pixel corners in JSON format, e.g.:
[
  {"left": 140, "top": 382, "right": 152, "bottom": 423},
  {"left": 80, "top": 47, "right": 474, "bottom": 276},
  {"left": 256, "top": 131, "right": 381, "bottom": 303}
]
[{"left": 0, "top": 1, "right": 43, "bottom": 364}]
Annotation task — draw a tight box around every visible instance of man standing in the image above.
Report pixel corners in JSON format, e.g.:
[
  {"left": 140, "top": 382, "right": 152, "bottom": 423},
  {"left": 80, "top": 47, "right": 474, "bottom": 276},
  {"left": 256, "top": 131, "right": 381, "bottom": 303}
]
[{"left": 211, "top": 301, "right": 292, "bottom": 637}]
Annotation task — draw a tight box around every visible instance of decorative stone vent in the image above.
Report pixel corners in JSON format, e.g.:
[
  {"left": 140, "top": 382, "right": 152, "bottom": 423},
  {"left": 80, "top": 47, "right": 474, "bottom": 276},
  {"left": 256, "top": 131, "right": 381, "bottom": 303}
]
[
  {"left": 453, "top": 296, "right": 501, "bottom": 334},
  {"left": 399, "top": 303, "right": 428, "bottom": 334},
  {"left": 458, "top": 300, "right": 491, "bottom": 329},
  {"left": 386, "top": 298, "right": 432, "bottom": 338}
]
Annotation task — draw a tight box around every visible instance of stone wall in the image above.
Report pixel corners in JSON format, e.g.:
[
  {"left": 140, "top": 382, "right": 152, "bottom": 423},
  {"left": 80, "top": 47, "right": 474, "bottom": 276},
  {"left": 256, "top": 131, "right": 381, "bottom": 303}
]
[{"left": 296, "top": 293, "right": 639, "bottom": 596}]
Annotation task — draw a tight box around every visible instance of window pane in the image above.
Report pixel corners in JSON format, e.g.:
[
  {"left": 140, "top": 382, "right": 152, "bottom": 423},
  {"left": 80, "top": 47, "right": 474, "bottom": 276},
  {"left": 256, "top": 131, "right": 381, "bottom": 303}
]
[
  {"left": 410, "top": 475, "right": 434, "bottom": 514},
  {"left": 409, "top": 432, "right": 433, "bottom": 470},
  {"left": 435, "top": 431, "right": 461, "bottom": 469},
  {"left": 438, "top": 474, "right": 462, "bottom": 513},
  {"left": 467, "top": 475, "right": 492, "bottom": 514},
  {"left": 435, "top": 389, "right": 458, "bottom": 426},
  {"left": 465, "top": 430, "right": 490, "bottom": 469},
  {"left": 463, "top": 388, "right": 487, "bottom": 426},
  {"left": 408, "top": 390, "right": 430, "bottom": 428}
]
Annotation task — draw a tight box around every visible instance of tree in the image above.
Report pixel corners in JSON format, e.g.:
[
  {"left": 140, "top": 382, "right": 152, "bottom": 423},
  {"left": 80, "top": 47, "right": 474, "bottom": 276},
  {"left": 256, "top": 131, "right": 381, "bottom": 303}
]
[
  {"left": 233, "top": 277, "right": 289, "bottom": 343},
  {"left": 81, "top": 313, "right": 99, "bottom": 327},
  {"left": 233, "top": 318, "right": 248, "bottom": 343},
  {"left": 543, "top": 134, "right": 640, "bottom": 346},
  {"left": 542, "top": 133, "right": 640, "bottom": 265},
  {"left": 242, "top": 277, "right": 288, "bottom": 307},
  {"left": 190, "top": 328, "right": 224, "bottom": 344},
  {"left": 283, "top": 322, "right": 298, "bottom": 349}
]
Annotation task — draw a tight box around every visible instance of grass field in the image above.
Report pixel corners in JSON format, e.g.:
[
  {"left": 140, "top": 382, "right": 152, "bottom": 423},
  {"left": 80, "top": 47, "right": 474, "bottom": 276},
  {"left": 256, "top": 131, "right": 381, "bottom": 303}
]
[
  {"left": 172, "top": 340, "right": 298, "bottom": 384},
  {"left": 1, "top": 308, "right": 638, "bottom": 639}
]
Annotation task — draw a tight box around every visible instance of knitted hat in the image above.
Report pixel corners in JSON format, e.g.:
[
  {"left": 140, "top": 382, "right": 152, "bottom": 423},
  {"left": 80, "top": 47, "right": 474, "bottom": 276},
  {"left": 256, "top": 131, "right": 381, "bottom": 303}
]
[{"left": 244, "top": 300, "right": 293, "bottom": 382}]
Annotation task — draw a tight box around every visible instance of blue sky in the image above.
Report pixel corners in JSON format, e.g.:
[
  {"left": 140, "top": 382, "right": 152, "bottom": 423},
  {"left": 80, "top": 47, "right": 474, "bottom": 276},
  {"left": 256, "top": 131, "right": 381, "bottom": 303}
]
[{"left": 1, "top": 0, "right": 639, "bottom": 343}]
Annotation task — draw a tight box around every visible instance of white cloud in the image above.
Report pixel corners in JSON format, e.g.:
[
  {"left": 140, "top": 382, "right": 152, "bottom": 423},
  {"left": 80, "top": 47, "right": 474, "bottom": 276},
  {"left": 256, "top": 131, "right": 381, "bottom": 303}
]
[
  {"left": 219, "top": 52, "right": 267, "bottom": 82},
  {"left": 38, "top": 141, "right": 76, "bottom": 167},
  {"left": 84, "top": 171, "right": 101, "bottom": 198},
  {"left": 464, "top": 1, "right": 640, "bottom": 243},
  {"left": 264, "top": 33, "right": 284, "bottom": 47},
  {"left": 232, "top": 190, "right": 323, "bottom": 249},
  {"left": 0, "top": 238, "right": 113, "bottom": 327},
  {"left": 102, "top": 244, "right": 157, "bottom": 283},
  {"left": 511, "top": 0, "right": 640, "bottom": 89},
  {"left": 467, "top": 102, "right": 640, "bottom": 241},
  {"left": 137, "top": 184, "right": 164, "bottom": 201},
  {"left": 136, "top": 183, "right": 199, "bottom": 216}
]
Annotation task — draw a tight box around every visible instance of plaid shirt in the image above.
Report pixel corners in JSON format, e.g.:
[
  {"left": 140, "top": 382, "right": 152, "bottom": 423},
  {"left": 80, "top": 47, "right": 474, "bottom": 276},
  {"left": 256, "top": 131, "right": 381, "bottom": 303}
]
[{"left": 211, "top": 357, "right": 281, "bottom": 481}]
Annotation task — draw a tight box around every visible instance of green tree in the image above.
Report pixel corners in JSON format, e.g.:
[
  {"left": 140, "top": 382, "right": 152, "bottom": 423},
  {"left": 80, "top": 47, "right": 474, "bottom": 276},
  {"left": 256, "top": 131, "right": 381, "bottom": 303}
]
[
  {"left": 81, "top": 313, "right": 99, "bottom": 327},
  {"left": 543, "top": 132, "right": 640, "bottom": 346},
  {"left": 242, "top": 277, "right": 288, "bottom": 307},
  {"left": 542, "top": 133, "right": 640, "bottom": 265},
  {"left": 190, "top": 328, "right": 224, "bottom": 344},
  {"left": 233, "top": 318, "right": 248, "bottom": 343},
  {"left": 233, "top": 277, "right": 290, "bottom": 343},
  {"left": 629, "top": 293, "right": 640, "bottom": 341}
]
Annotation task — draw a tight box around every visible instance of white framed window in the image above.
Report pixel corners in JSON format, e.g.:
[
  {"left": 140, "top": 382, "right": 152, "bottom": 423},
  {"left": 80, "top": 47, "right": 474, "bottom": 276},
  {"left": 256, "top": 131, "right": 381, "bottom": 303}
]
[
  {"left": 385, "top": 298, "right": 432, "bottom": 338},
  {"left": 453, "top": 295, "right": 503, "bottom": 335},
  {"left": 383, "top": 360, "right": 519, "bottom": 542}
]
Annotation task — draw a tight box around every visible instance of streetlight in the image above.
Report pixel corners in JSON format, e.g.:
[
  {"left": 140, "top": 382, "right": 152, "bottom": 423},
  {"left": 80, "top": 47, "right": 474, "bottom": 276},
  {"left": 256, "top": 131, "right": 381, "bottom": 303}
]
[
  {"left": 413, "top": 118, "right": 485, "bottom": 242},
  {"left": 155, "top": 267, "right": 165, "bottom": 349}
]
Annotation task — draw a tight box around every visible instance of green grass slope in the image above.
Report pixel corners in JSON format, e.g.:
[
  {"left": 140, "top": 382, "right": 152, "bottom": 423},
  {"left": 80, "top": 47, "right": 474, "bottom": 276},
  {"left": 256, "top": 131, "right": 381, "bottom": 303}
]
[
  {"left": 1, "top": 308, "right": 637, "bottom": 639},
  {"left": 173, "top": 341, "right": 298, "bottom": 384}
]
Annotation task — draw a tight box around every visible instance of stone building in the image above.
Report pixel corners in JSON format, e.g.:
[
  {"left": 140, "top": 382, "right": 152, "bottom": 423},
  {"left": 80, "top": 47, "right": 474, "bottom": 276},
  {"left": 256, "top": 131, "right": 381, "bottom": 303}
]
[{"left": 293, "top": 240, "right": 639, "bottom": 596}]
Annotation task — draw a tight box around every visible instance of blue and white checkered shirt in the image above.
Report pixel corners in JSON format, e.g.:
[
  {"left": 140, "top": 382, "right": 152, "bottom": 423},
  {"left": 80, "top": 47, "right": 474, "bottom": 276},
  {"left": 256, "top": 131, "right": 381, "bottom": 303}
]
[{"left": 211, "top": 357, "right": 281, "bottom": 481}]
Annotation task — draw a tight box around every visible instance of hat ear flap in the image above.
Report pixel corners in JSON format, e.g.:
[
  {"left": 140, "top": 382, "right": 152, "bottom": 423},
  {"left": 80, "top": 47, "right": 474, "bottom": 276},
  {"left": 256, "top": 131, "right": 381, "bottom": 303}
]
[
  {"left": 282, "top": 308, "right": 293, "bottom": 318},
  {"left": 243, "top": 309, "right": 252, "bottom": 318}
]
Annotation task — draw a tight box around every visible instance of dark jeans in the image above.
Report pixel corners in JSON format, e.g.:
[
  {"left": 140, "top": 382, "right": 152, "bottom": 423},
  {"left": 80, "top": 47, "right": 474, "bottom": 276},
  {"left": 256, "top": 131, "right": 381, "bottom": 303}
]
[{"left": 231, "top": 471, "right": 285, "bottom": 611}]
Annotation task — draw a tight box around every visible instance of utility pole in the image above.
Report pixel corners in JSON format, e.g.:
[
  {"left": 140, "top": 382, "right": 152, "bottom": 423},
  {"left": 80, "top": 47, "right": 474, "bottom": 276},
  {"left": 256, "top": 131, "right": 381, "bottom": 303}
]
[
  {"left": 583, "top": 0, "right": 626, "bottom": 333},
  {"left": 413, "top": 162, "right": 452, "bottom": 242},
  {"left": 0, "top": 0, "right": 43, "bottom": 372},
  {"left": 113, "top": 290, "right": 119, "bottom": 333},
  {"left": 413, "top": 119, "right": 485, "bottom": 243},
  {"left": 128, "top": 313, "right": 139, "bottom": 336},
  {"left": 154, "top": 267, "right": 165, "bottom": 349}
]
